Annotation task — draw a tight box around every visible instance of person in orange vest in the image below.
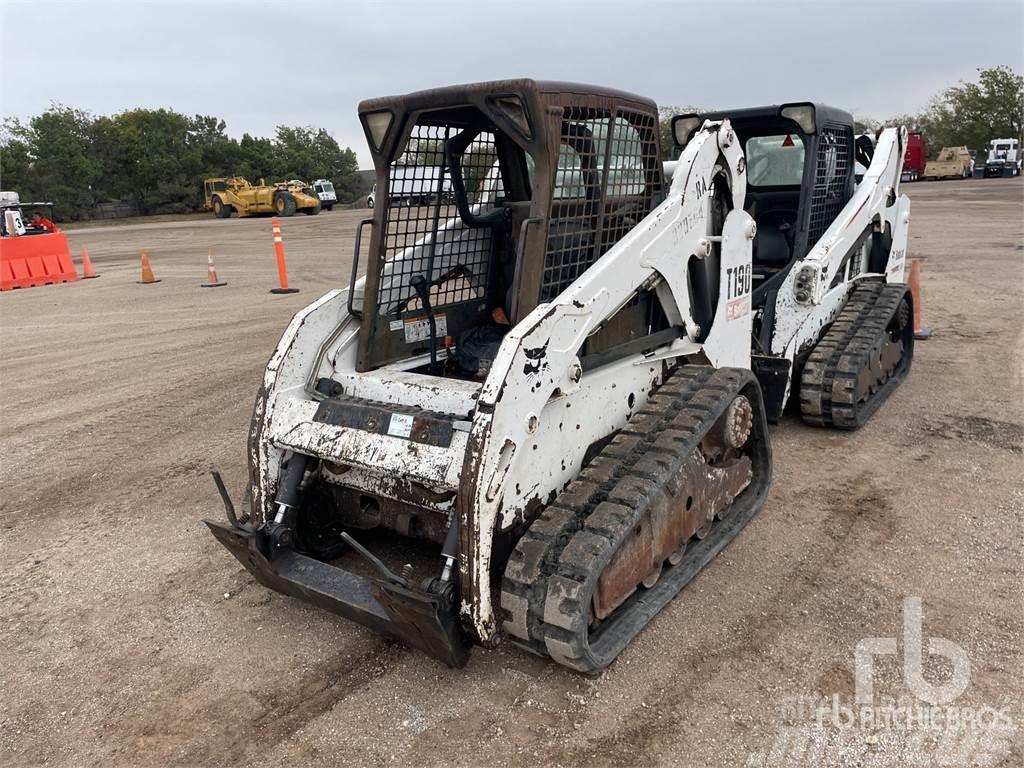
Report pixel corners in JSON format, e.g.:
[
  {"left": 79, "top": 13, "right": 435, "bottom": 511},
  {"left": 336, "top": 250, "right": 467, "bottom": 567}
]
[{"left": 30, "top": 212, "right": 59, "bottom": 233}]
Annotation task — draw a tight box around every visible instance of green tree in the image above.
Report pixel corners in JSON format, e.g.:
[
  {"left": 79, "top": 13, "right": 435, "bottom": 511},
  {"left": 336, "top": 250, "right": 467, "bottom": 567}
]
[
  {"left": 917, "top": 65, "right": 1023, "bottom": 154},
  {"left": 331, "top": 146, "right": 361, "bottom": 202},
  {"left": 237, "top": 133, "right": 278, "bottom": 181},
  {"left": 89, "top": 115, "right": 129, "bottom": 203},
  {"left": 1, "top": 103, "right": 364, "bottom": 217},
  {"left": 658, "top": 105, "right": 702, "bottom": 160},
  {"left": 854, "top": 117, "right": 881, "bottom": 136},
  {"left": 0, "top": 128, "right": 36, "bottom": 199},
  {"left": 399, "top": 138, "right": 444, "bottom": 166},
  {"left": 2, "top": 106, "right": 100, "bottom": 219},
  {"left": 273, "top": 125, "right": 360, "bottom": 201},
  {"left": 885, "top": 113, "right": 920, "bottom": 132},
  {"left": 105, "top": 108, "right": 204, "bottom": 213},
  {"left": 190, "top": 115, "right": 239, "bottom": 178}
]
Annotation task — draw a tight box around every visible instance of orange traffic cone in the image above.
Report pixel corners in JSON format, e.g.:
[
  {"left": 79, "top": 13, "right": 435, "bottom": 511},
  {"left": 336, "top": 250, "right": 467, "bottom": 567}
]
[
  {"left": 201, "top": 250, "right": 227, "bottom": 288},
  {"left": 908, "top": 258, "right": 931, "bottom": 339},
  {"left": 80, "top": 248, "right": 99, "bottom": 279},
  {"left": 137, "top": 252, "right": 161, "bottom": 284}
]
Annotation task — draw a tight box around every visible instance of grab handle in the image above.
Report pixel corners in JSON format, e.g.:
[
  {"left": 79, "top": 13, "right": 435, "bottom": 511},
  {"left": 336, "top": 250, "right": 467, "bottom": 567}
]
[{"left": 348, "top": 217, "right": 374, "bottom": 318}]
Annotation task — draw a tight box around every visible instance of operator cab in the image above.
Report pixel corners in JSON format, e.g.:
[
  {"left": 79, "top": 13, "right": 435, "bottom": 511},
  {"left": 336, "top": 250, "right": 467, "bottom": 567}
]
[
  {"left": 352, "top": 80, "right": 665, "bottom": 377},
  {"left": 311, "top": 179, "right": 336, "bottom": 205},
  {"left": 203, "top": 178, "right": 228, "bottom": 209},
  {"left": 672, "top": 103, "right": 857, "bottom": 303}
]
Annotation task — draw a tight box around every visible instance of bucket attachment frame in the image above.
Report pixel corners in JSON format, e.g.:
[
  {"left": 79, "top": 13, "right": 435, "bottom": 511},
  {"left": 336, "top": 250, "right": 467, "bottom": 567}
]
[{"left": 204, "top": 519, "right": 470, "bottom": 667}]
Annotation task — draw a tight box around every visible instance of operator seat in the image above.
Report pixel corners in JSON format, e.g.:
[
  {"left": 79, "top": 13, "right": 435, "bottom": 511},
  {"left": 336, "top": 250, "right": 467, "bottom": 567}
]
[{"left": 752, "top": 222, "right": 791, "bottom": 272}]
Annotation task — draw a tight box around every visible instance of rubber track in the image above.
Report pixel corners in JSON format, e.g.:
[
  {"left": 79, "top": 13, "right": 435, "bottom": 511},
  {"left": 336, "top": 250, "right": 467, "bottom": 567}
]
[
  {"left": 800, "top": 279, "right": 913, "bottom": 429},
  {"left": 499, "top": 366, "right": 772, "bottom": 674}
]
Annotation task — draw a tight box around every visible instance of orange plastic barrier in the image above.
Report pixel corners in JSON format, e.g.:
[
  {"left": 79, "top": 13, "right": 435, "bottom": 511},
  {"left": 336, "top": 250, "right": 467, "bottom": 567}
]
[{"left": 0, "top": 232, "right": 78, "bottom": 291}]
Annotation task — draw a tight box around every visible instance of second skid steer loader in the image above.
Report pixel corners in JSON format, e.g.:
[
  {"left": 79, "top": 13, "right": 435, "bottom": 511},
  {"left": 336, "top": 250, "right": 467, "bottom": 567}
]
[{"left": 207, "top": 80, "right": 913, "bottom": 673}]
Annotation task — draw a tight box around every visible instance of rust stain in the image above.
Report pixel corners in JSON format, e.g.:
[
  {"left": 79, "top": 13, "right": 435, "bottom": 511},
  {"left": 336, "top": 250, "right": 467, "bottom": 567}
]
[{"left": 593, "top": 449, "right": 752, "bottom": 620}]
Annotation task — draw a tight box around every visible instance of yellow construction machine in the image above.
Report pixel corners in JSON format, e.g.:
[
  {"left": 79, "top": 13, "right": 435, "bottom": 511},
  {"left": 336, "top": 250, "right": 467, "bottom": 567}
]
[
  {"left": 922, "top": 146, "right": 973, "bottom": 180},
  {"left": 203, "top": 177, "right": 321, "bottom": 218}
]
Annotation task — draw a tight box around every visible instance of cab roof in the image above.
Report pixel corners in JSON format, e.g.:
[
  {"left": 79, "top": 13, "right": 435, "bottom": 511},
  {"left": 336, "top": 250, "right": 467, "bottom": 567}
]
[
  {"left": 358, "top": 78, "right": 657, "bottom": 116},
  {"left": 689, "top": 103, "right": 854, "bottom": 134}
]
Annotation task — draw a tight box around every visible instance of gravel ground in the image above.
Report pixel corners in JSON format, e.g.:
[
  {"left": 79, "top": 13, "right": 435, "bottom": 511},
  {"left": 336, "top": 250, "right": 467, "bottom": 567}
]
[{"left": 1, "top": 179, "right": 1021, "bottom": 767}]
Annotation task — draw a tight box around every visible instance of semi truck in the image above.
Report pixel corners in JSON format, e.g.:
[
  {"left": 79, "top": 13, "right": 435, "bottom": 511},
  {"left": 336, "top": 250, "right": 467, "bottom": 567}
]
[
  {"left": 366, "top": 164, "right": 454, "bottom": 208},
  {"left": 901, "top": 132, "right": 927, "bottom": 182},
  {"left": 983, "top": 138, "right": 1022, "bottom": 177}
]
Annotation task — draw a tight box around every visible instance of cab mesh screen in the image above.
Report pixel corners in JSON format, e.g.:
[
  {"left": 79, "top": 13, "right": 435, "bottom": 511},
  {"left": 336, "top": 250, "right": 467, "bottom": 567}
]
[
  {"left": 377, "top": 122, "right": 497, "bottom": 315},
  {"left": 540, "top": 108, "right": 659, "bottom": 303}
]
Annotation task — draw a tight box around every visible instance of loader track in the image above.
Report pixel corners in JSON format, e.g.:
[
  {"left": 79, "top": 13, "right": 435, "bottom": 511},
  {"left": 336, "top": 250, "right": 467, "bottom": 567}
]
[
  {"left": 499, "top": 366, "right": 772, "bottom": 674},
  {"left": 799, "top": 279, "right": 914, "bottom": 430}
]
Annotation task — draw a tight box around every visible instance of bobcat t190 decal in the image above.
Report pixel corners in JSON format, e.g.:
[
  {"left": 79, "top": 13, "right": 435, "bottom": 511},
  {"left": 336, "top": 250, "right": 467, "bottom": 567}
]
[{"left": 725, "top": 263, "right": 752, "bottom": 320}]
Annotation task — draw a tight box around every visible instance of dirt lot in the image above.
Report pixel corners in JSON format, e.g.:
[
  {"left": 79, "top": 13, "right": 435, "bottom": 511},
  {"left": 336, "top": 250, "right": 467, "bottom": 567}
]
[{"left": 2, "top": 180, "right": 1022, "bottom": 767}]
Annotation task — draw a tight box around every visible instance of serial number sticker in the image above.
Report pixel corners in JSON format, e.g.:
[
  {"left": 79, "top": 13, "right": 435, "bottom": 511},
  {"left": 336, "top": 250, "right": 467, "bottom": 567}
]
[
  {"left": 726, "top": 295, "right": 751, "bottom": 320},
  {"left": 403, "top": 312, "right": 448, "bottom": 344},
  {"left": 389, "top": 319, "right": 404, "bottom": 332},
  {"left": 387, "top": 413, "right": 414, "bottom": 438}
]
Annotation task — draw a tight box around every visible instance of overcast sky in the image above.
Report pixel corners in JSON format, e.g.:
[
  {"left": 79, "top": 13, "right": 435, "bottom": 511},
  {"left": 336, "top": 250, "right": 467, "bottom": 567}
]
[{"left": 2, "top": 0, "right": 1022, "bottom": 168}]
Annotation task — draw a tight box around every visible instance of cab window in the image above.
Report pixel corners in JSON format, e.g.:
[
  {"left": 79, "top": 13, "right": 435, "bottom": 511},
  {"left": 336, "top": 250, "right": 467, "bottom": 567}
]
[
  {"left": 746, "top": 135, "right": 806, "bottom": 186},
  {"left": 606, "top": 119, "right": 645, "bottom": 197},
  {"left": 555, "top": 142, "right": 587, "bottom": 199}
]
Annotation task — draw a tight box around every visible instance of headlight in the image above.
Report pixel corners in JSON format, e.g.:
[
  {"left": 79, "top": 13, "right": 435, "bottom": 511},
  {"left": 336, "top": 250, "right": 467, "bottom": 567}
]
[{"left": 780, "top": 103, "right": 816, "bottom": 134}]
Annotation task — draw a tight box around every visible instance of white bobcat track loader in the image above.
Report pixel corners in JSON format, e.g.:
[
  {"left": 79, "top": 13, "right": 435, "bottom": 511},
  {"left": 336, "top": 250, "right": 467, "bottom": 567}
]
[
  {"left": 669, "top": 104, "right": 912, "bottom": 426},
  {"left": 207, "top": 81, "right": 913, "bottom": 673}
]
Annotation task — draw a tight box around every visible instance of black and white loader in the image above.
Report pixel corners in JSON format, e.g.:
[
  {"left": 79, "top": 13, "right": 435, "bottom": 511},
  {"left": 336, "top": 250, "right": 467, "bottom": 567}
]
[{"left": 207, "top": 80, "right": 913, "bottom": 673}]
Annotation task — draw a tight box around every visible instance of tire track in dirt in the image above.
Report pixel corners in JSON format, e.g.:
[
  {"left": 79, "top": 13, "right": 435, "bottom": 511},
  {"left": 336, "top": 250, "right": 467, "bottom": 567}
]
[
  {"left": 547, "top": 473, "right": 901, "bottom": 765},
  {"left": 0, "top": 313, "right": 283, "bottom": 375},
  {"left": 399, "top": 658, "right": 570, "bottom": 761},
  {"left": 168, "top": 641, "right": 408, "bottom": 767},
  {"left": 0, "top": 355, "right": 257, "bottom": 525}
]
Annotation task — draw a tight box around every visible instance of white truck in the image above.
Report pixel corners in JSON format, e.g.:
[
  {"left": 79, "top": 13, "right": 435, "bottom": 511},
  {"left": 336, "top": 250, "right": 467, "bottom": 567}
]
[
  {"left": 366, "top": 164, "right": 453, "bottom": 208},
  {"left": 309, "top": 179, "right": 338, "bottom": 210},
  {"left": 983, "top": 138, "right": 1022, "bottom": 177}
]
